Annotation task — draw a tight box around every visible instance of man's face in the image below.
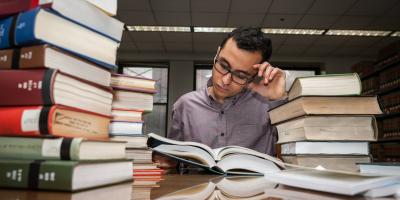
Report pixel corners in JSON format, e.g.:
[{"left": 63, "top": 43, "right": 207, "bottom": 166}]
[{"left": 211, "top": 38, "right": 262, "bottom": 100}]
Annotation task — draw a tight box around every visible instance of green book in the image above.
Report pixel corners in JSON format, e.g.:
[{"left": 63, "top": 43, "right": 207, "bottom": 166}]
[
  {"left": 0, "top": 137, "right": 126, "bottom": 161},
  {"left": 288, "top": 73, "right": 362, "bottom": 101},
  {"left": 0, "top": 159, "right": 132, "bottom": 191}
]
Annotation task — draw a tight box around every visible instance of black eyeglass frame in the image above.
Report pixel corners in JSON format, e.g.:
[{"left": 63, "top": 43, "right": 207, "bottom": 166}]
[{"left": 213, "top": 49, "right": 260, "bottom": 85}]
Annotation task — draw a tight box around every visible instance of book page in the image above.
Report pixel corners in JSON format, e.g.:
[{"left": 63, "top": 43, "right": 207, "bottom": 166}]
[
  {"left": 214, "top": 146, "right": 285, "bottom": 168},
  {"left": 153, "top": 144, "right": 216, "bottom": 167},
  {"left": 148, "top": 133, "right": 216, "bottom": 158},
  {"left": 216, "top": 154, "right": 281, "bottom": 175}
]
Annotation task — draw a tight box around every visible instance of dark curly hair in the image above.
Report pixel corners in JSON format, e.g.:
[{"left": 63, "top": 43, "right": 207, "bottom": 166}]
[{"left": 220, "top": 26, "right": 272, "bottom": 62}]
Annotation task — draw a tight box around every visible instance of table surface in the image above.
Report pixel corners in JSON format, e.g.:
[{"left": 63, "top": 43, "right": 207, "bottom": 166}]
[{"left": 0, "top": 174, "right": 396, "bottom": 200}]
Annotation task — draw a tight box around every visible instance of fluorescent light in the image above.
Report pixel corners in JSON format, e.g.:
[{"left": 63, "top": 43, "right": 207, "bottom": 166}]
[
  {"left": 390, "top": 31, "right": 400, "bottom": 37},
  {"left": 262, "top": 28, "right": 324, "bottom": 35},
  {"left": 193, "top": 27, "right": 235, "bottom": 33},
  {"left": 126, "top": 26, "right": 191, "bottom": 32},
  {"left": 325, "top": 30, "right": 391, "bottom": 37}
]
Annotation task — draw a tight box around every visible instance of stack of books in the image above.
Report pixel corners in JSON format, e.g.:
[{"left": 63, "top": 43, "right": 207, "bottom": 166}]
[
  {"left": 108, "top": 73, "right": 164, "bottom": 185},
  {"left": 109, "top": 73, "right": 156, "bottom": 137},
  {"left": 270, "top": 73, "right": 383, "bottom": 172},
  {"left": 0, "top": 0, "right": 132, "bottom": 191}
]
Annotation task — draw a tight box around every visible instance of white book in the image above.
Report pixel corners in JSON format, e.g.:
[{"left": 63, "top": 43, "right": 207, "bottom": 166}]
[
  {"left": 266, "top": 168, "right": 400, "bottom": 196},
  {"left": 281, "top": 141, "right": 369, "bottom": 155},
  {"left": 109, "top": 121, "right": 143, "bottom": 135},
  {"left": 42, "top": 0, "right": 123, "bottom": 41}
]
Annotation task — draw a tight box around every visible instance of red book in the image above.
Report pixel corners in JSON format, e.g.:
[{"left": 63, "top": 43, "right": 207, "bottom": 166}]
[
  {"left": 0, "top": 105, "right": 110, "bottom": 139},
  {"left": 0, "top": 0, "right": 38, "bottom": 17},
  {"left": 0, "top": 69, "right": 112, "bottom": 116}
]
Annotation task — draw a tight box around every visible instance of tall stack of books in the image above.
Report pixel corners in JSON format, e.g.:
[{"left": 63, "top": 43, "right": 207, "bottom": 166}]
[
  {"left": 109, "top": 73, "right": 164, "bottom": 184},
  {"left": 270, "top": 73, "right": 383, "bottom": 172},
  {"left": 0, "top": 0, "right": 132, "bottom": 191}
]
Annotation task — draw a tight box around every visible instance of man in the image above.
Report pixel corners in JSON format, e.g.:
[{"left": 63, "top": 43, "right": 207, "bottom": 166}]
[{"left": 167, "top": 26, "right": 287, "bottom": 156}]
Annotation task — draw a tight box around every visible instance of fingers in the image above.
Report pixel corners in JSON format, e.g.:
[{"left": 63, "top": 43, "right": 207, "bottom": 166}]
[{"left": 253, "top": 62, "right": 284, "bottom": 85}]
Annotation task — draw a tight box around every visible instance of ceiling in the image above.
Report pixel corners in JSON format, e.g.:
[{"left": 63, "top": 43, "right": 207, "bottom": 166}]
[{"left": 116, "top": 0, "right": 400, "bottom": 59}]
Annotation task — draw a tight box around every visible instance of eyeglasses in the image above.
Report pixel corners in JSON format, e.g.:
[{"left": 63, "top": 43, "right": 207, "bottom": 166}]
[{"left": 214, "top": 57, "right": 257, "bottom": 85}]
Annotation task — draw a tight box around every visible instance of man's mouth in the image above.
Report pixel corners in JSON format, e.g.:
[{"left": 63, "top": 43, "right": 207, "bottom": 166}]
[{"left": 215, "top": 84, "right": 229, "bottom": 93}]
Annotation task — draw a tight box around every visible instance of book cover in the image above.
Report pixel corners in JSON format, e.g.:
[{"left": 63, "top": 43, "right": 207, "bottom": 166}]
[
  {"left": 0, "top": 159, "right": 133, "bottom": 191},
  {"left": 0, "top": 45, "right": 112, "bottom": 87},
  {"left": 0, "top": 0, "right": 123, "bottom": 41},
  {"left": 0, "top": 8, "right": 118, "bottom": 69},
  {"left": 0, "top": 136, "right": 126, "bottom": 161}
]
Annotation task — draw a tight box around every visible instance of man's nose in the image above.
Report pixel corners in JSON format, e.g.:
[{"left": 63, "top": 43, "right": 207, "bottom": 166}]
[{"left": 221, "top": 72, "right": 232, "bottom": 85}]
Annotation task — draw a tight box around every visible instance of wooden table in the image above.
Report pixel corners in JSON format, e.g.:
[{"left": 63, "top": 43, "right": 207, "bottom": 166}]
[{"left": 0, "top": 174, "right": 396, "bottom": 199}]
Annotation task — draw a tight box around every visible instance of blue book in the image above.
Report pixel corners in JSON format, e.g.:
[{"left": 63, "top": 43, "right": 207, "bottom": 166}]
[{"left": 0, "top": 8, "right": 118, "bottom": 70}]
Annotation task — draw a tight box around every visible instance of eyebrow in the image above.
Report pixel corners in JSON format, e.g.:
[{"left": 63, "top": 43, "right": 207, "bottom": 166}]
[{"left": 218, "top": 57, "right": 253, "bottom": 76}]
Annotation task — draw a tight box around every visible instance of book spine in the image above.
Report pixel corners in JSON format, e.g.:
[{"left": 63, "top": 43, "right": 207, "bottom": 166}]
[
  {"left": 0, "top": 17, "right": 14, "bottom": 49},
  {"left": 19, "top": 45, "right": 46, "bottom": 68},
  {"left": 14, "top": 8, "right": 41, "bottom": 46},
  {"left": 0, "top": 0, "right": 38, "bottom": 17},
  {"left": 0, "top": 106, "right": 49, "bottom": 137},
  {"left": 0, "top": 159, "right": 74, "bottom": 191},
  {"left": 0, "top": 49, "right": 15, "bottom": 69},
  {"left": 0, "top": 137, "right": 80, "bottom": 160},
  {"left": 0, "top": 69, "right": 55, "bottom": 106}
]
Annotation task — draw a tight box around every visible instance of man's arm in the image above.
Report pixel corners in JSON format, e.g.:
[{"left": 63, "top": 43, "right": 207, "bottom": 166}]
[
  {"left": 153, "top": 105, "right": 183, "bottom": 169},
  {"left": 167, "top": 106, "right": 184, "bottom": 141}
]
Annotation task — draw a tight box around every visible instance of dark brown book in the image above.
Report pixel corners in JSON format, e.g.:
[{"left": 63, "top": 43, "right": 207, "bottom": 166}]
[
  {"left": 0, "top": 45, "right": 111, "bottom": 87},
  {"left": 381, "top": 90, "right": 400, "bottom": 114},
  {"left": 0, "top": 69, "right": 112, "bottom": 116},
  {"left": 380, "top": 116, "right": 400, "bottom": 141},
  {"left": 269, "top": 96, "right": 383, "bottom": 124}
]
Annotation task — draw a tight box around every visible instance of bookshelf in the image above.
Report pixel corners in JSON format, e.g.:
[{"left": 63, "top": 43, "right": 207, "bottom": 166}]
[{"left": 354, "top": 41, "right": 400, "bottom": 162}]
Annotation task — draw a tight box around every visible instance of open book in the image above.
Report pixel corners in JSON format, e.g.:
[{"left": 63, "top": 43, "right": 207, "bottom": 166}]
[
  {"left": 157, "top": 176, "right": 277, "bottom": 200},
  {"left": 147, "top": 133, "right": 285, "bottom": 175}
]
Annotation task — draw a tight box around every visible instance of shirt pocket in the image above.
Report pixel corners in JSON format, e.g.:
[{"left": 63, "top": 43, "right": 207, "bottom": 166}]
[{"left": 232, "top": 124, "right": 261, "bottom": 147}]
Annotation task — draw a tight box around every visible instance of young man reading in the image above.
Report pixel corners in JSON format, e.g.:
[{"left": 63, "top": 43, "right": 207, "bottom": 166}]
[{"left": 156, "top": 27, "right": 287, "bottom": 168}]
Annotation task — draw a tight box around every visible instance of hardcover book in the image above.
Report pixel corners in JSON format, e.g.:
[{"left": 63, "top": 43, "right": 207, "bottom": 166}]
[
  {"left": 280, "top": 141, "right": 369, "bottom": 155},
  {"left": 0, "top": 69, "right": 113, "bottom": 116},
  {"left": 0, "top": 136, "right": 126, "bottom": 161},
  {"left": 288, "top": 73, "right": 361, "bottom": 101},
  {"left": 276, "top": 115, "right": 378, "bottom": 144},
  {"left": 111, "top": 73, "right": 157, "bottom": 94},
  {"left": 0, "top": 8, "right": 119, "bottom": 68},
  {"left": 0, "top": 0, "right": 123, "bottom": 41},
  {"left": 0, "top": 45, "right": 112, "bottom": 87},
  {"left": 269, "top": 96, "right": 383, "bottom": 124},
  {"left": 0, "top": 105, "right": 110, "bottom": 139},
  {"left": 147, "top": 133, "right": 285, "bottom": 175},
  {"left": 0, "top": 159, "right": 132, "bottom": 191}
]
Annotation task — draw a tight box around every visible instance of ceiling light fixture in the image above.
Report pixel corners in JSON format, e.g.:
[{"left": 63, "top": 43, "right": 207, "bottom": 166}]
[
  {"left": 390, "top": 31, "right": 400, "bottom": 37},
  {"left": 126, "top": 26, "right": 191, "bottom": 32},
  {"left": 193, "top": 27, "right": 235, "bottom": 33},
  {"left": 262, "top": 28, "right": 325, "bottom": 35},
  {"left": 325, "top": 30, "right": 391, "bottom": 37}
]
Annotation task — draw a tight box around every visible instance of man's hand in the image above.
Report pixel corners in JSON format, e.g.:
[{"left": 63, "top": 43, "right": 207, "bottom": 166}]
[
  {"left": 248, "top": 62, "right": 287, "bottom": 100},
  {"left": 152, "top": 152, "right": 178, "bottom": 169}
]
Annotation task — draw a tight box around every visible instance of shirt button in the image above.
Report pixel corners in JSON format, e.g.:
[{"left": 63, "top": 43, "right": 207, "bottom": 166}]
[
  {"left": 221, "top": 110, "right": 224, "bottom": 114},
  {"left": 221, "top": 133, "right": 225, "bottom": 136}
]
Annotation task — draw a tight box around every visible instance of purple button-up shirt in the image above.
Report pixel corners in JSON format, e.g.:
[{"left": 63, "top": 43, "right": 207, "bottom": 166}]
[{"left": 168, "top": 85, "right": 285, "bottom": 156}]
